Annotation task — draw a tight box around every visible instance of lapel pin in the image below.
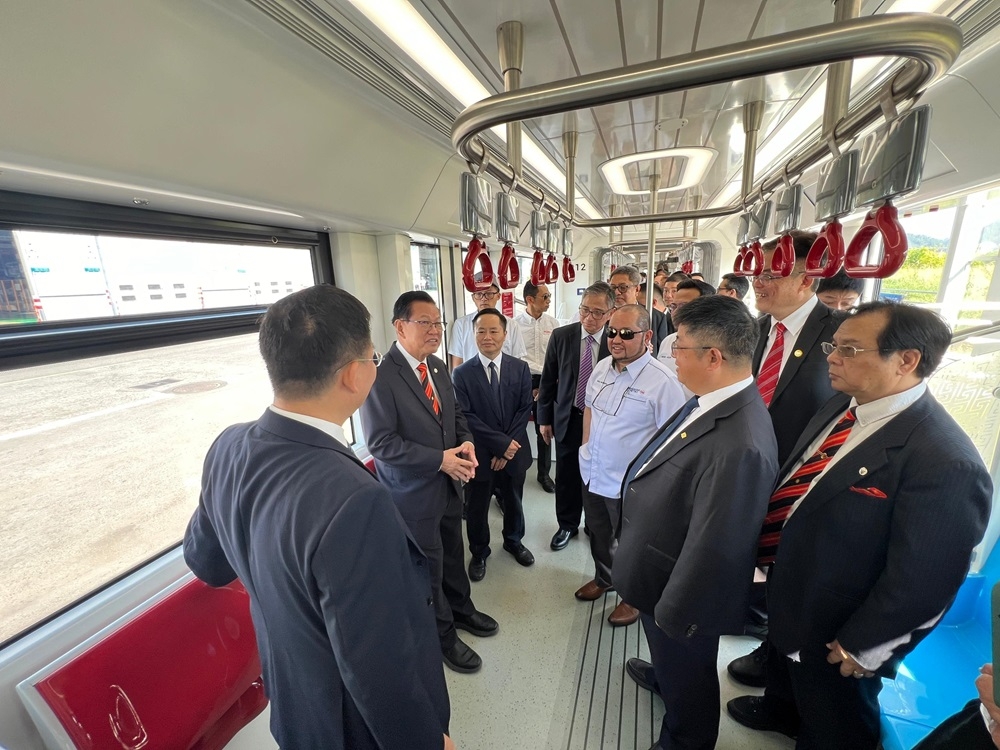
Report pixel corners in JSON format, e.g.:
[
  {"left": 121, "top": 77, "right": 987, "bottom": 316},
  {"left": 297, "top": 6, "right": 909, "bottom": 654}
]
[
  {"left": 793, "top": 349, "right": 803, "bottom": 358},
  {"left": 680, "top": 432, "right": 687, "bottom": 439},
  {"left": 433, "top": 368, "right": 438, "bottom": 374},
  {"left": 859, "top": 467, "right": 868, "bottom": 476}
]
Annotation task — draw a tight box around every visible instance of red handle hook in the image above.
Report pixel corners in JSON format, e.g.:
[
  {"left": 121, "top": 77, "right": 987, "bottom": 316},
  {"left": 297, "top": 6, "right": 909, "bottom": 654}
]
[
  {"left": 770, "top": 234, "right": 796, "bottom": 277},
  {"left": 805, "top": 220, "right": 846, "bottom": 279},
  {"left": 734, "top": 242, "right": 763, "bottom": 276},
  {"left": 544, "top": 253, "right": 559, "bottom": 284},
  {"left": 461, "top": 238, "right": 495, "bottom": 292},
  {"left": 562, "top": 256, "right": 576, "bottom": 283},
  {"left": 497, "top": 242, "right": 520, "bottom": 290},
  {"left": 843, "top": 203, "right": 908, "bottom": 279},
  {"left": 530, "top": 250, "right": 545, "bottom": 285}
]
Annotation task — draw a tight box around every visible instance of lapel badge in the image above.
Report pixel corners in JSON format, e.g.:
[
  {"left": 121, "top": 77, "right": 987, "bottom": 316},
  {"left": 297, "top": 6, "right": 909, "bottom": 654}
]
[
  {"left": 859, "top": 467, "right": 868, "bottom": 476},
  {"left": 793, "top": 349, "right": 803, "bottom": 358},
  {"left": 433, "top": 368, "right": 438, "bottom": 374},
  {"left": 680, "top": 432, "right": 687, "bottom": 439}
]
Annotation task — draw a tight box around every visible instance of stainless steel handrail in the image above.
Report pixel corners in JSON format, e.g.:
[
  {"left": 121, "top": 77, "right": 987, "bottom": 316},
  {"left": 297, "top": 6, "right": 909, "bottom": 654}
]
[
  {"left": 950, "top": 321, "right": 1000, "bottom": 344},
  {"left": 452, "top": 13, "right": 962, "bottom": 228}
]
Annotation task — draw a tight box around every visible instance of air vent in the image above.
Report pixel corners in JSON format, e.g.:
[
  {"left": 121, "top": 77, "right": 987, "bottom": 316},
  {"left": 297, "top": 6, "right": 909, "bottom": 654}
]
[{"left": 954, "top": 0, "right": 1000, "bottom": 48}]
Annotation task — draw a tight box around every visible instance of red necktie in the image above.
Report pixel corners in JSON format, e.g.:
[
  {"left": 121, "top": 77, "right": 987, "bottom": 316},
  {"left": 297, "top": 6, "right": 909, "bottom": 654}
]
[
  {"left": 756, "top": 322, "right": 786, "bottom": 408},
  {"left": 757, "top": 408, "right": 857, "bottom": 565},
  {"left": 416, "top": 363, "right": 440, "bottom": 416}
]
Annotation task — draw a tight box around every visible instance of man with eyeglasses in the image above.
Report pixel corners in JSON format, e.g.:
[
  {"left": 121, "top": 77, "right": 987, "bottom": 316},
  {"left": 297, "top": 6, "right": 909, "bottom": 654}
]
[
  {"left": 613, "top": 295, "right": 779, "bottom": 750},
  {"left": 361, "top": 291, "right": 499, "bottom": 675},
  {"left": 727, "top": 230, "right": 845, "bottom": 689},
  {"left": 514, "top": 281, "right": 561, "bottom": 493},
  {"left": 538, "top": 283, "right": 612, "bottom": 551},
  {"left": 184, "top": 286, "right": 453, "bottom": 750},
  {"left": 657, "top": 279, "right": 716, "bottom": 380},
  {"left": 448, "top": 282, "right": 527, "bottom": 370},
  {"left": 717, "top": 273, "right": 750, "bottom": 302},
  {"left": 577, "top": 304, "right": 685, "bottom": 626},
  {"left": 609, "top": 266, "right": 669, "bottom": 355},
  {"left": 729, "top": 301, "right": 990, "bottom": 750}
]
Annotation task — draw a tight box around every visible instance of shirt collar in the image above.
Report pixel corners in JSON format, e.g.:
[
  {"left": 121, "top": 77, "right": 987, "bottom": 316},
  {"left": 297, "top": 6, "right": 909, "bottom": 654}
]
[
  {"left": 613, "top": 350, "right": 652, "bottom": 378},
  {"left": 772, "top": 294, "right": 819, "bottom": 339},
  {"left": 396, "top": 342, "right": 426, "bottom": 370},
  {"left": 269, "top": 405, "right": 348, "bottom": 446},
  {"left": 693, "top": 375, "right": 755, "bottom": 414},
  {"left": 581, "top": 325, "right": 601, "bottom": 342},
  {"left": 478, "top": 351, "right": 503, "bottom": 371},
  {"left": 851, "top": 381, "right": 927, "bottom": 427}
]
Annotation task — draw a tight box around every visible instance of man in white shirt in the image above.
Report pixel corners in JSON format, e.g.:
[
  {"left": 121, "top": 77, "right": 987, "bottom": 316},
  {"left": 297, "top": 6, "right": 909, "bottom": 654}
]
[
  {"left": 657, "top": 279, "right": 716, "bottom": 380},
  {"left": 513, "top": 281, "right": 560, "bottom": 492},
  {"left": 728, "top": 301, "right": 991, "bottom": 750},
  {"left": 576, "top": 305, "right": 685, "bottom": 627},
  {"left": 449, "top": 283, "right": 527, "bottom": 369}
]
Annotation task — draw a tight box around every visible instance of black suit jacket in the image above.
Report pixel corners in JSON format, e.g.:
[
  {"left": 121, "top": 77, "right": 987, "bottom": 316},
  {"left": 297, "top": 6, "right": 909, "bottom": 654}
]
[
  {"left": 360, "top": 343, "right": 473, "bottom": 522},
  {"left": 651, "top": 308, "right": 671, "bottom": 356},
  {"left": 184, "top": 409, "right": 449, "bottom": 749},
  {"left": 754, "top": 301, "right": 843, "bottom": 464},
  {"left": 768, "top": 390, "right": 992, "bottom": 677},
  {"left": 612, "top": 384, "right": 780, "bottom": 639},
  {"left": 453, "top": 353, "right": 534, "bottom": 477},
  {"left": 537, "top": 323, "right": 610, "bottom": 443}
]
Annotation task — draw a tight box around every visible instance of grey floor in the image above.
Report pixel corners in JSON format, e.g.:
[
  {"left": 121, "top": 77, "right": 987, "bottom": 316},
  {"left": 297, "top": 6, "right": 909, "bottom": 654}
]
[{"left": 446, "top": 474, "right": 796, "bottom": 750}]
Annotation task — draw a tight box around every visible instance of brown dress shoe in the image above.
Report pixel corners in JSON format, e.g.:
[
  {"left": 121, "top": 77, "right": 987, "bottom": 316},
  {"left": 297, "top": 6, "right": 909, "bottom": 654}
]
[
  {"left": 608, "top": 601, "right": 640, "bottom": 626},
  {"left": 574, "top": 580, "right": 610, "bottom": 601}
]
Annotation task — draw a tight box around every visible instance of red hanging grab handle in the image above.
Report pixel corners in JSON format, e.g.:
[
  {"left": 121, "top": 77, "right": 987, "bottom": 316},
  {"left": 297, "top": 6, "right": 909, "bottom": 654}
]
[
  {"left": 732, "top": 242, "right": 763, "bottom": 276},
  {"left": 530, "top": 250, "right": 545, "bottom": 285},
  {"left": 562, "top": 256, "right": 576, "bottom": 283},
  {"left": 770, "top": 234, "right": 796, "bottom": 277},
  {"left": 805, "top": 220, "right": 846, "bottom": 278},
  {"left": 843, "top": 202, "right": 908, "bottom": 279},
  {"left": 681, "top": 260, "right": 694, "bottom": 275},
  {"left": 497, "top": 242, "right": 520, "bottom": 290},
  {"left": 462, "top": 237, "right": 495, "bottom": 292},
  {"left": 544, "top": 253, "right": 559, "bottom": 284}
]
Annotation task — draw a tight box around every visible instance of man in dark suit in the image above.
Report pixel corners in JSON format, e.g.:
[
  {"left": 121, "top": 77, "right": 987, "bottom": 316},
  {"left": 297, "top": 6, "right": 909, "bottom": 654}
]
[
  {"left": 538, "top": 282, "right": 612, "bottom": 551},
  {"left": 609, "top": 266, "right": 670, "bottom": 354},
  {"left": 728, "top": 301, "right": 992, "bottom": 750},
  {"left": 613, "top": 295, "right": 779, "bottom": 750},
  {"left": 183, "top": 286, "right": 452, "bottom": 750},
  {"left": 729, "top": 230, "right": 844, "bottom": 685},
  {"left": 453, "top": 308, "right": 535, "bottom": 581},
  {"left": 360, "top": 291, "right": 498, "bottom": 675}
]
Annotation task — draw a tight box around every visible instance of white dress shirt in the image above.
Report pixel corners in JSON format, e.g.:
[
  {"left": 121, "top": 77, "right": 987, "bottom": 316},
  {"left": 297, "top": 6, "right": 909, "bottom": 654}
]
[
  {"left": 581, "top": 352, "right": 687, "bottom": 497},
  {"left": 477, "top": 351, "right": 503, "bottom": 383},
  {"left": 760, "top": 295, "right": 820, "bottom": 378},
  {"left": 655, "top": 331, "right": 696, "bottom": 400},
  {"left": 269, "top": 405, "right": 347, "bottom": 446},
  {"left": 396, "top": 344, "right": 440, "bottom": 402},
  {"left": 449, "top": 311, "right": 527, "bottom": 362},
  {"left": 514, "top": 310, "right": 560, "bottom": 375}
]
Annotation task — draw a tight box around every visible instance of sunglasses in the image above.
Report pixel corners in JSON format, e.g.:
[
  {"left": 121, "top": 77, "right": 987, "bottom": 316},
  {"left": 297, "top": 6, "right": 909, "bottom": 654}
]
[{"left": 606, "top": 326, "right": 648, "bottom": 341}]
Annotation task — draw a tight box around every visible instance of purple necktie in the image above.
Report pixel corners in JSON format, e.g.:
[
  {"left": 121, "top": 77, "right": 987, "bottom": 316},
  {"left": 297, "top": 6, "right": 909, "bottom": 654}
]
[{"left": 576, "top": 335, "right": 595, "bottom": 410}]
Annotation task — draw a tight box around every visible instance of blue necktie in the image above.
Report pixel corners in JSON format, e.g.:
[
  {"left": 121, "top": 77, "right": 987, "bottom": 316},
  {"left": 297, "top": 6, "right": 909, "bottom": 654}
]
[
  {"left": 621, "top": 396, "right": 699, "bottom": 496},
  {"left": 489, "top": 361, "right": 502, "bottom": 417}
]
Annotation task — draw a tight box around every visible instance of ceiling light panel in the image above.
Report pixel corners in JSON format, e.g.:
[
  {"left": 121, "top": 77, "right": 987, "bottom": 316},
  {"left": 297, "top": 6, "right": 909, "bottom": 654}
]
[{"left": 600, "top": 148, "right": 718, "bottom": 196}]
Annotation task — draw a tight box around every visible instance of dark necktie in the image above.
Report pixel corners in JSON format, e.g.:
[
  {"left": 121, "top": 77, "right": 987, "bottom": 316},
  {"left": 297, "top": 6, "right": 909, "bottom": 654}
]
[
  {"left": 757, "top": 322, "right": 786, "bottom": 408},
  {"left": 488, "top": 361, "right": 502, "bottom": 417},
  {"left": 756, "top": 408, "right": 858, "bottom": 566},
  {"left": 621, "top": 396, "right": 700, "bottom": 496},
  {"left": 416, "top": 363, "right": 440, "bottom": 416}
]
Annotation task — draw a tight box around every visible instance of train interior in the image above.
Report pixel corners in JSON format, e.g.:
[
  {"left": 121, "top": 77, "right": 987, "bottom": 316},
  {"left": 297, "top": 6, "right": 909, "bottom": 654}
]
[{"left": 4, "top": 0, "right": 1000, "bottom": 747}]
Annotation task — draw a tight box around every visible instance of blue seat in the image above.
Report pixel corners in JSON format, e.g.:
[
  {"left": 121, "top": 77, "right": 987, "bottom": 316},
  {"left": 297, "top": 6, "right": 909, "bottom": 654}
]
[{"left": 880, "top": 544, "right": 999, "bottom": 750}]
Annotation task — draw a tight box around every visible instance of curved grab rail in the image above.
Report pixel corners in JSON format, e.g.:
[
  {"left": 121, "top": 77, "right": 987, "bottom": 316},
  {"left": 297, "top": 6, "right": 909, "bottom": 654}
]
[{"left": 452, "top": 14, "right": 961, "bottom": 228}]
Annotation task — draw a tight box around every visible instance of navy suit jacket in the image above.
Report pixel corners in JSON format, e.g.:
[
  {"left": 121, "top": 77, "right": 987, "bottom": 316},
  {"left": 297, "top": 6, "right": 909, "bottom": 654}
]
[
  {"left": 453, "top": 353, "right": 534, "bottom": 478},
  {"left": 183, "top": 409, "right": 449, "bottom": 750},
  {"left": 360, "top": 343, "right": 473, "bottom": 524},
  {"left": 754, "top": 301, "right": 843, "bottom": 464},
  {"left": 768, "top": 390, "right": 992, "bottom": 677},
  {"left": 537, "top": 323, "right": 611, "bottom": 443},
  {"left": 613, "top": 383, "right": 780, "bottom": 639}
]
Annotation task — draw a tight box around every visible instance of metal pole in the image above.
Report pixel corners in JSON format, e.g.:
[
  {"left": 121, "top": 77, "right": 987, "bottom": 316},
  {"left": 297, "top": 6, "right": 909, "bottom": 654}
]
[
  {"left": 822, "top": 0, "right": 862, "bottom": 138},
  {"left": 646, "top": 170, "right": 660, "bottom": 317},
  {"left": 563, "top": 130, "right": 578, "bottom": 220},
  {"left": 497, "top": 21, "right": 524, "bottom": 177},
  {"left": 741, "top": 99, "right": 765, "bottom": 204}
]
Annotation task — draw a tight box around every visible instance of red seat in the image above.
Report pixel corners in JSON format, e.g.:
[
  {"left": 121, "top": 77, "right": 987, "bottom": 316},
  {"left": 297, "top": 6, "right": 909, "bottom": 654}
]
[{"left": 23, "top": 577, "right": 267, "bottom": 750}]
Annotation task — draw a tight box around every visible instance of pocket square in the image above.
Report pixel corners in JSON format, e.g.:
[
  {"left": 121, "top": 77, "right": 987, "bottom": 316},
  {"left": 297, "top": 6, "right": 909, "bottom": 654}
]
[{"left": 849, "top": 486, "right": 887, "bottom": 499}]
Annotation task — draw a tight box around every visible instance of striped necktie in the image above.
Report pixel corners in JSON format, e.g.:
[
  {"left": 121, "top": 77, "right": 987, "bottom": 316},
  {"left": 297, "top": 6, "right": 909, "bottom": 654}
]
[
  {"left": 757, "top": 322, "right": 786, "bottom": 408},
  {"left": 576, "top": 335, "right": 595, "bottom": 410},
  {"left": 757, "top": 408, "right": 857, "bottom": 566},
  {"left": 416, "top": 363, "right": 440, "bottom": 416}
]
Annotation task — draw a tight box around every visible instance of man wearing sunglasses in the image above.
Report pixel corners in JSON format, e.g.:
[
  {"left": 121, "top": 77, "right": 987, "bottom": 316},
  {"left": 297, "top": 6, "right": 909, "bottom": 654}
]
[
  {"left": 577, "top": 305, "right": 685, "bottom": 626},
  {"left": 538, "top": 283, "right": 612, "bottom": 551},
  {"left": 448, "top": 282, "right": 527, "bottom": 370}
]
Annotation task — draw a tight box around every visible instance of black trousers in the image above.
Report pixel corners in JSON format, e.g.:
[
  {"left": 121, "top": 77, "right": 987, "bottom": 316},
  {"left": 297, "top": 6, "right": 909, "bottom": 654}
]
[
  {"left": 914, "top": 699, "right": 996, "bottom": 750},
  {"left": 554, "top": 409, "right": 584, "bottom": 531},
  {"left": 466, "top": 468, "right": 526, "bottom": 559},
  {"left": 640, "top": 613, "right": 721, "bottom": 750},
  {"left": 405, "top": 487, "right": 476, "bottom": 650},
  {"left": 583, "top": 484, "right": 618, "bottom": 588},
  {"left": 531, "top": 373, "right": 551, "bottom": 479}
]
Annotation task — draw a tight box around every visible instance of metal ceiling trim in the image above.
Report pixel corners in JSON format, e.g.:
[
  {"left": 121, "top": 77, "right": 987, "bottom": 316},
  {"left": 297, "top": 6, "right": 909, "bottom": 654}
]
[{"left": 452, "top": 13, "right": 962, "bottom": 228}]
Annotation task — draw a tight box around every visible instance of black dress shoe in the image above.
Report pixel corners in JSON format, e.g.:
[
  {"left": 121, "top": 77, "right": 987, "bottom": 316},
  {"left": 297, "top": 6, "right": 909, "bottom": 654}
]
[
  {"left": 453, "top": 610, "right": 499, "bottom": 637},
  {"left": 550, "top": 527, "right": 578, "bottom": 550},
  {"left": 468, "top": 556, "right": 486, "bottom": 582},
  {"left": 503, "top": 543, "right": 535, "bottom": 567},
  {"left": 726, "top": 696, "right": 799, "bottom": 739},
  {"left": 728, "top": 640, "right": 768, "bottom": 687},
  {"left": 442, "top": 639, "right": 481, "bottom": 674},
  {"left": 537, "top": 474, "right": 555, "bottom": 493},
  {"left": 626, "top": 657, "right": 660, "bottom": 694}
]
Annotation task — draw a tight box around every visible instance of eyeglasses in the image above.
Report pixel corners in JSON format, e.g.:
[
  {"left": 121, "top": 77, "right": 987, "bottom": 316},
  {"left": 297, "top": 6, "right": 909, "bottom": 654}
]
[
  {"left": 338, "top": 350, "right": 383, "bottom": 370},
  {"left": 610, "top": 283, "right": 636, "bottom": 294},
  {"left": 752, "top": 271, "right": 806, "bottom": 285},
  {"left": 579, "top": 306, "right": 610, "bottom": 319},
  {"left": 404, "top": 319, "right": 445, "bottom": 331},
  {"left": 534, "top": 293, "right": 552, "bottom": 300},
  {"left": 607, "top": 326, "right": 648, "bottom": 341},
  {"left": 670, "top": 343, "right": 715, "bottom": 355},
  {"left": 472, "top": 291, "right": 499, "bottom": 301},
  {"left": 821, "top": 342, "right": 891, "bottom": 358}
]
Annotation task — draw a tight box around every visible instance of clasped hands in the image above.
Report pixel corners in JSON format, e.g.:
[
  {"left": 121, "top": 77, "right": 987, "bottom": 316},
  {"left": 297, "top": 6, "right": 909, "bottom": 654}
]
[
  {"left": 441, "top": 442, "right": 478, "bottom": 482},
  {"left": 826, "top": 639, "right": 875, "bottom": 679},
  {"left": 490, "top": 440, "right": 520, "bottom": 471}
]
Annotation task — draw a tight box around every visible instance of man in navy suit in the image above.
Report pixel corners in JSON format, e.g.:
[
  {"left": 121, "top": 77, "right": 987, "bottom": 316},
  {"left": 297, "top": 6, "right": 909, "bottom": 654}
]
[
  {"left": 728, "top": 301, "right": 992, "bottom": 750},
  {"left": 360, "top": 291, "right": 498, "bottom": 675},
  {"left": 453, "top": 308, "right": 535, "bottom": 581},
  {"left": 183, "top": 286, "right": 453, "bottom": 750}
]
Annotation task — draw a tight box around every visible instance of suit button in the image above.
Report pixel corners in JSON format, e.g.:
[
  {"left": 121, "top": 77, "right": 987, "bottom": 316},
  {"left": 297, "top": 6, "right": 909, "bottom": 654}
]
[
  {"left": 686, "top": 624, "right": 698, "bottom": 637},
  {"left": 426, "top": 597, "right": 433, "bottom": 606}
]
